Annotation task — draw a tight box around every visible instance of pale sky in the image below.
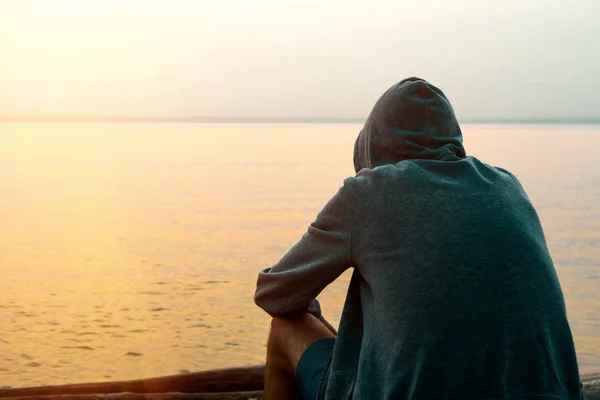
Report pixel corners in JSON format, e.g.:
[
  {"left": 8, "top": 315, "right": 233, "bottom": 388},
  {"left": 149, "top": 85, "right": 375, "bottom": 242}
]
[{"left": 1, "top": 0, "right": 599, "bottom": 119}]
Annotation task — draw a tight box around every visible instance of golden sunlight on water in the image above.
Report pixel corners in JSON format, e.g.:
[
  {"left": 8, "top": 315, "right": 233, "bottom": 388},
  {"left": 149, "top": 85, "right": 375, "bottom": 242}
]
[{"left": 0, "top": 123, "right": 599, "bottom": 387}]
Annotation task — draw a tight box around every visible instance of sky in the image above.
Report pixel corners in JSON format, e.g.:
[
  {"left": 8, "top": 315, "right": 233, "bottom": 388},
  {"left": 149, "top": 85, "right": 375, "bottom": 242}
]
[{"left": 1, "top": 0, "right": 599, "bottom": 119}]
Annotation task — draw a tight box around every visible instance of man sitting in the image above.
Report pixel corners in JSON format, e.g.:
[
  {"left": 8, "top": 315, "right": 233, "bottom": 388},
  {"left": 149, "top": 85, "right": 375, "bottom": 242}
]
[{"left": 254, "top": 78, "right": 584, "bottom": 400}]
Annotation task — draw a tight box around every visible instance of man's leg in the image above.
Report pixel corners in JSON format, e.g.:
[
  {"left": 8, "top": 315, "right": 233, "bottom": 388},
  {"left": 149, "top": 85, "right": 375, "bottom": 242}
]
[
  {"left": 265, "top": 313, "right": 336, "bottom": 400},
  {"left": 319, "top": 316, "right": 337, "bottom": 336}
]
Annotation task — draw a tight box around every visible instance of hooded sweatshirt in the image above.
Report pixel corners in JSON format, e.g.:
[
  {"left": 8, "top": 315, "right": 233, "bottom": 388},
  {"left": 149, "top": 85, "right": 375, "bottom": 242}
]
[{"left": 254, "top": 78, "right": 583, "bottom": 399}]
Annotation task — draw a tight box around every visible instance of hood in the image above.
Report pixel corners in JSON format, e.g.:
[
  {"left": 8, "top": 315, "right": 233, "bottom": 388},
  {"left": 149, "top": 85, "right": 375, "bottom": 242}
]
[{"left": 354, "top": 77, "right": 466, "bottom": 173}]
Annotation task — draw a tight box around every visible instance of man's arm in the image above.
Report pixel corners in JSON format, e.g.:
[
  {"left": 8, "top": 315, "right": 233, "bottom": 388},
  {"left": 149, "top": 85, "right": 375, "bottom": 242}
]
[{"left": 254, "top": 183, "right": 351, "bottom": 319}]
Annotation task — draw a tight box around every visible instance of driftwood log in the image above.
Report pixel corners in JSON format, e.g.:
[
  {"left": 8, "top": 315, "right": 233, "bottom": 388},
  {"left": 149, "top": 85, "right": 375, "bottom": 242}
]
[
  {"left": 0, "top": 393, "right": 263, "bottom": 400},
  {"left": 0, "top": 367, "right": 264, "bottom": 397},
  {"left": 1, "top": 368, "right": 599, "bottom": 400}
]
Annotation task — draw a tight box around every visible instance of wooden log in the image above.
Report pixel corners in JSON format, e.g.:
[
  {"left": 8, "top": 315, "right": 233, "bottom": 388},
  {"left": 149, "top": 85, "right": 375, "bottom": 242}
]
[
  {"left": 1, "top": 368, "right": 598, "bottom": 399},
  {"left": 0, "top": 367, "right": 265, "bottom": 398},
  {"left": 0, "top": 392, "right": 263, "bottom": 400}
]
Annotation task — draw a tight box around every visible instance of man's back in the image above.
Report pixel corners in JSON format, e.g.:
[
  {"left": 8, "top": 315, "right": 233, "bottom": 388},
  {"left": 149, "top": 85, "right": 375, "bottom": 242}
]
[{"left": 330, "top": 157, "right": 582, "bottom": 399}]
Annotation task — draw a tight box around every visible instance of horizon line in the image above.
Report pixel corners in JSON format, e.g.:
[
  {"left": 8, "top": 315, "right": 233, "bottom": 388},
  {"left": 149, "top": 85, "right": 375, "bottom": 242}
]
[{"left": 1, "top": 116, "right": 600, "bottom": 125}]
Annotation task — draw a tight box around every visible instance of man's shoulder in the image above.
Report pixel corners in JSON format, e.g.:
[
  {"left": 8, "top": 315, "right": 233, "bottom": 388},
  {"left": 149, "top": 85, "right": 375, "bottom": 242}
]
[
  {"left": 344, "top": 158, "right": 524, "bottom": 193},
  {"left": 465, "top": 157, "right": 524, "bottom": 188},
  {"left": 345, "top": 163, "right": 411, "bottom": 185},
  {"left": 342, "top": 164, "right": 421, "bottom": 204},
  {"left": 345, "top": 160, "right": 459, "bottom": 187}
]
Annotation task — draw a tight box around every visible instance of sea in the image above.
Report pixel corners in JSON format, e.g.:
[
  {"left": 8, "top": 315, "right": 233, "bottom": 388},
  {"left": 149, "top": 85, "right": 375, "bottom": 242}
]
[{"left": 1, "top": 122, "right": 599, "bottom": 388}]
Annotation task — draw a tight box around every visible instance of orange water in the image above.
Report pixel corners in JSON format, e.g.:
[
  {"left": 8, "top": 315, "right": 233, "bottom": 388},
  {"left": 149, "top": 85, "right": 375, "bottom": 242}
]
[{"left": 1, "top": 123, "right": 599, "bottom": 387}]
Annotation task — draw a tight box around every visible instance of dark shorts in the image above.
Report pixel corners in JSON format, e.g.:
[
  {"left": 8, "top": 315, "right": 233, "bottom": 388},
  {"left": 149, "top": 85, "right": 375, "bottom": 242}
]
[{"left": 296, "top": 337, "right": 335, "bottom": 400}]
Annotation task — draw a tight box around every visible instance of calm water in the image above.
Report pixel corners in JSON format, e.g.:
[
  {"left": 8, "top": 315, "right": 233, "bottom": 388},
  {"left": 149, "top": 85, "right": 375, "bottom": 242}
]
[{"left": 1, "top": 123, "right": 599, "bottom": 387}]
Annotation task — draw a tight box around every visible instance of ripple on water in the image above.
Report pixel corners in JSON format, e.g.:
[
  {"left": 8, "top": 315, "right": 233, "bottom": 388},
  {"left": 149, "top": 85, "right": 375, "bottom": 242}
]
[
  {"left": 0, "top": 304, "right": 22, "bottom": 309},
  {"left": 190, "top": 324, "right": 212, "bottom": 329},
  {"left": 150, "top": 307, "right": 168, "bottom": 312},
  {"left": 125, "top": 352, "right": 143, "bottom": 357},
  {"left": 60, "top": 346, "right": 95, "bottom": 351},
  {"left": 98, "top": 324, "right": 122, "bottom": 328},
  {"left": 26, "top": 362, "right": 42, "bottom": 368},
  {"left": 184, "top": 286, "right": 204, "bottom": 291},
  {"left": 67, "top": 338, "right": 93, "bottom": 343},
  {"left": 15, "top": 311, "right": 37, "bottom": 317},
  {"left": 125, "top": 316, "right": 145, "bottom": 321}
]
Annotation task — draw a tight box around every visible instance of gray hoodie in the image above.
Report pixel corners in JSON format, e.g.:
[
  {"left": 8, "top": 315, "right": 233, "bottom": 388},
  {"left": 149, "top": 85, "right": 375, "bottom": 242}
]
[{"left": 254, "top": 78, "right": 583, "bottom": 399}]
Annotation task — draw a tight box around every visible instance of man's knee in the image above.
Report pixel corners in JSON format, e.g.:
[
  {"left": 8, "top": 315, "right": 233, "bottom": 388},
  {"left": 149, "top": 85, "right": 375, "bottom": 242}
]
[
  {"left": 266, "top": 316, "right": 299, "bottom": 372},
  {"left": 267, "top": 313, "right": 334, "bottom": 371},
  {"left": 268, "top": 315, "right": 297, "bottom": 352},
  {"left": 270, "top": 315, "right": 288, "bottom": 333},
  {"left": 267, "top": 317, "right": 280, "bottom": 351}
]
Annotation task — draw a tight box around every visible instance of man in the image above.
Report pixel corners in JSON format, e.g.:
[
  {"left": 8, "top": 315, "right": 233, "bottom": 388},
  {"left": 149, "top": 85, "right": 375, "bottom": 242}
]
[{"left": 254, "top": 78, "right": 584, "bottom": 399}]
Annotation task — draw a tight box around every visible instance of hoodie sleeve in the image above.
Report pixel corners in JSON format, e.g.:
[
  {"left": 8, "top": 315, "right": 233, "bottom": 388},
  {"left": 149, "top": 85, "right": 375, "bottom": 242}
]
[{"left": 254, "top": 182, "right": 352, "bottom": 318}]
